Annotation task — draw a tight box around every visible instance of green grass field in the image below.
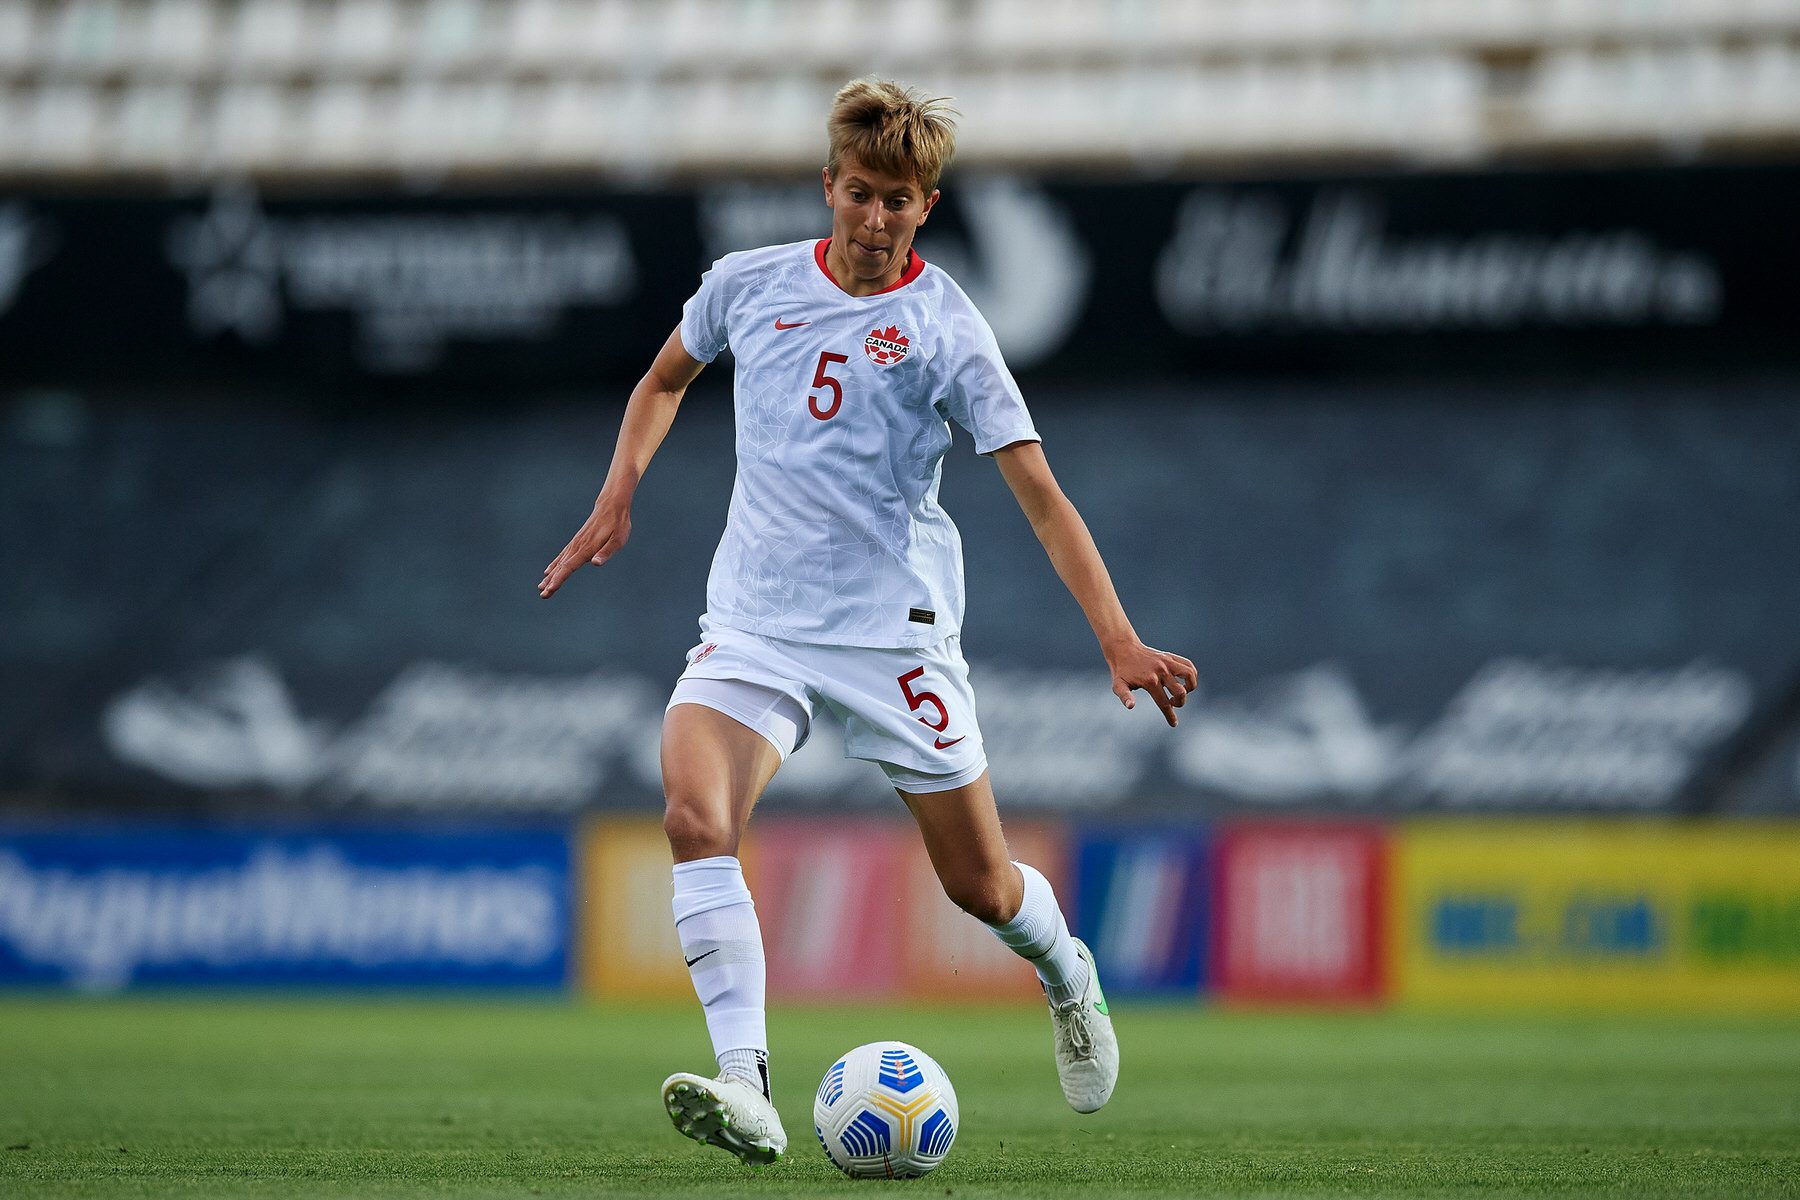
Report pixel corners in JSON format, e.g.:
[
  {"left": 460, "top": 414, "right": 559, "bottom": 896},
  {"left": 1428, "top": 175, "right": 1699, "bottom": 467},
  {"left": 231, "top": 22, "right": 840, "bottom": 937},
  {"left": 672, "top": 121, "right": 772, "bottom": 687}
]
[{"left": 2, "top": 997, "right": 1797, "bottom": 1199}]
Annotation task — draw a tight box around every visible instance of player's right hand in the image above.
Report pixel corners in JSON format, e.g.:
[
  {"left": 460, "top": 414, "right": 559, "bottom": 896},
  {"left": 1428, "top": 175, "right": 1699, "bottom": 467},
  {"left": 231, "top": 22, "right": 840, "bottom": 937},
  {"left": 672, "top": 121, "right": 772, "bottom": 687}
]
[{"left": 539, "top": 492, "right": 631, "bottom": 598}]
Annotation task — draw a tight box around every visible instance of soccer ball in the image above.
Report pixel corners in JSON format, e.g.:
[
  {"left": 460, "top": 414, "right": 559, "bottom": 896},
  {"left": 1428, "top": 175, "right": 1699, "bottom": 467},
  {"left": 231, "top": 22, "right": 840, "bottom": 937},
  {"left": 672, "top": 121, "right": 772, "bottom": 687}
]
[{"left": 813, "top": 1041, "right": 959, "bottom": 1179}]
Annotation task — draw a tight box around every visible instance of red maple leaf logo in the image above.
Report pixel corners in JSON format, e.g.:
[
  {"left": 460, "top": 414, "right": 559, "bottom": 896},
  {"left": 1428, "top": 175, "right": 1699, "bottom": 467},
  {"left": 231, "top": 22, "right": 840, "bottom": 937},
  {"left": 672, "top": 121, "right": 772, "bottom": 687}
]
[{"left": 864, "top": 324, "right": 910, "bottom": 366}]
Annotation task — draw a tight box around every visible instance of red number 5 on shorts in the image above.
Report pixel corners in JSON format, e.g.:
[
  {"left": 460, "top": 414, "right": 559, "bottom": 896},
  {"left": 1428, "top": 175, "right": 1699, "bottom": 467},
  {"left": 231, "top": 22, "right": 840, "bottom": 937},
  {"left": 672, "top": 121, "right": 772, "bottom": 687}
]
[{"left": 898, "top": 667, "right": 965, "bottom": 749}]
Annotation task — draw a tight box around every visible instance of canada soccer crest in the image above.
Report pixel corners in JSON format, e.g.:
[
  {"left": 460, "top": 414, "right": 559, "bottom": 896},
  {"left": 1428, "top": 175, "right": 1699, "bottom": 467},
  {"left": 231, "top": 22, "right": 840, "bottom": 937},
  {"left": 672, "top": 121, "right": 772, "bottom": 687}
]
[{"left": 864, "top": 325, "right": 910, "bottom": 367}]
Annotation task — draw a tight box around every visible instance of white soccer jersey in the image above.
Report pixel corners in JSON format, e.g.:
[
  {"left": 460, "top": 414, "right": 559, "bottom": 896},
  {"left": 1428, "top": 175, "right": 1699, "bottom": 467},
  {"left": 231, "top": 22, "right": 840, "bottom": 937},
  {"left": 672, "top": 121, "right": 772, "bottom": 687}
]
[{"left": 680, "top": 238, "right": 1039, "bottom": 649}]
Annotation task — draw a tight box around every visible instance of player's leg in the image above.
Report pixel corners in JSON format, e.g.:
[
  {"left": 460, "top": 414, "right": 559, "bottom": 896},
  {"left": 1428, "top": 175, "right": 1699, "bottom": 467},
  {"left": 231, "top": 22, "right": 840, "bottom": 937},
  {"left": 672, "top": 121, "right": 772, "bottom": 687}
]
[
  {"left": 896, "top": 772, "right": 1119, "bottom": 1113},
  {"left": 820, "top": 632, "right": 1116, "bottom": 1109},
  {"left": 894, "top": 769, "right": 1076, "bottom": 990},
  {"left": 660, "top": 691, "right": 801, "bottom": 1166},
  {"left": 664, "top": 699, "right": 781, "bottom": 1074}
]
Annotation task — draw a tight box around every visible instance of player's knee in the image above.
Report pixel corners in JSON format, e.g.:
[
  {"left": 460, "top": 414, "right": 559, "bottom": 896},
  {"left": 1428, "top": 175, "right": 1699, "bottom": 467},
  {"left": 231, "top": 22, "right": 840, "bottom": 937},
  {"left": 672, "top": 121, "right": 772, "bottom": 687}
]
[
  {"left": 661, "top": 794, "right": 737, "bottom": 860},
  {"left": 944, "top": 868, "right": 1017, "bottom": 926}
]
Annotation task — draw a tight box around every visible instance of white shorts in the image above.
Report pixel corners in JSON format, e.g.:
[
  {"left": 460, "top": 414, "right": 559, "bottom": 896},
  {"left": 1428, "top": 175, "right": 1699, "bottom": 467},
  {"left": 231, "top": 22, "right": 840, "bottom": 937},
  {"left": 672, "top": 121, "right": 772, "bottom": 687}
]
[{"left": 665, "top": 625, "right": 989, "bottom": 794}]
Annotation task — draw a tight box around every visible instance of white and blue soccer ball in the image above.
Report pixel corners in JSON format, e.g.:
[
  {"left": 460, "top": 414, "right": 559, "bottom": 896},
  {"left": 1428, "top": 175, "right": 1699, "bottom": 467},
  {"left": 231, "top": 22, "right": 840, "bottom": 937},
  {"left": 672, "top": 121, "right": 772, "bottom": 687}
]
[{"left": 813, "top": 1041, "right": 959, "bottom": 1179}]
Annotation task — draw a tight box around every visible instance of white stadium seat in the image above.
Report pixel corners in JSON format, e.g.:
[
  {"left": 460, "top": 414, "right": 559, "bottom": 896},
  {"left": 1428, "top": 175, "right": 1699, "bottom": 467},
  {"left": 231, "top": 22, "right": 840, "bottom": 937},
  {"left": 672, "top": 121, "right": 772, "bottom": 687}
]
[
  {"left": 449, "top": 79, "right": 525, "bottom": 168},
  {"left": 225, "top": 0, "right": 314, "bottom": 76},
  {"left": 136, "top": 0, "right": 221, "bottom": 76},
  {"left": 320, "top": 0, "right": 406, "bottom": 77},
  {"left": 504, "top": 0, "right": 581, "bottom": 72},
  {"left": 44, "top": 0, "right": 134, "bottom": 77},
  {"left": 1740, "top": 39, "right": 1800, "bottom": 131},
  {"left": 0, "top": 87, "right": 21, "bottom": 163},
  {"left": 206, "top": 82, "right": 297, "bottom": 171},
  {"left": 23, "top": 84, "right": 106, "bottom": 168},
  {"left": 535, "top": 79, "right": 613, "bottom": 163},
  {"left": 415, "top": 0, "right": 498, "bottom": 74},
  {"left": 567, "top": 0, "right": 655, "bottom": 72},
  {"left": 111, "top": 81, "right": 202, "bottom": 170},
  {"left": 301, "top": 80, "right": 386, "bottom": 169},
  {"left": 0, "top": 0, "right": 41, "bottom": 74}
]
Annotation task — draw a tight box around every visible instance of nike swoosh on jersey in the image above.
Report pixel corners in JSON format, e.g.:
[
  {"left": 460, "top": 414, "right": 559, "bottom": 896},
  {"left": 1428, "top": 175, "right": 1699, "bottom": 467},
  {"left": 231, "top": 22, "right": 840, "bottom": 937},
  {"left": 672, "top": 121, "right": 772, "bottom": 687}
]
[
  {"left": 773, "top": 318, "right": 810, "bottom": 330},
  {"left": 933, "top": 736, "right": 967, "bottom": 750}
]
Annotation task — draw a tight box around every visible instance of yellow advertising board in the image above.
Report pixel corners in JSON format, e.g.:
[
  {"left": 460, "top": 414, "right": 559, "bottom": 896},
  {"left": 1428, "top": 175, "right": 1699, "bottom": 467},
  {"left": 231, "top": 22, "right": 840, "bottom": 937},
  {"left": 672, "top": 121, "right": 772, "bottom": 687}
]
[
  {"left": 1393, "top": 822, "right": 1800, "bottom": 1011},
  {"left": 579, "top": 817, "right": 694, "bottom": 1000}
]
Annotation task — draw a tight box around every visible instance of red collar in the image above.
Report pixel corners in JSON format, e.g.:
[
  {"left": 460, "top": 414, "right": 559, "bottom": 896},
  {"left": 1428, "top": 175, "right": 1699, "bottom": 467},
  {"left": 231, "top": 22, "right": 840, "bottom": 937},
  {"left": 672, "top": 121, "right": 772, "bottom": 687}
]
[{"left": 814, "top": 238, "right": 926, "bottom": 296}]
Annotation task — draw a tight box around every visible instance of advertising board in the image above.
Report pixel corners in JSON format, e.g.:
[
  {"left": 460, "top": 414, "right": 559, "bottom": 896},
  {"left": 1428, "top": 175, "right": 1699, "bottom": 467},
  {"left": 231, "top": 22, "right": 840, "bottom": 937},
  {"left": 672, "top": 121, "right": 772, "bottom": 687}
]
[
  {"left": 1212, "top": 823, "right": 1386, "bottom": 1004},
  {"left": 1069, "top": 826, "right": 1210, "bottom": 995},
  {"left": 3, "top": 165, "right": 1798, "bottom": 390},
  {"left": 1393, "top": 822, "right": 1800, "bottom": 1010},
  {"left": 746, "top": 819, "right": 1068, "bottom": 1004},
  {"left": 578, "top": 817, "right": 691, "bottom": 1000},
  {"left": 0, "top": 826, "right": 570, "bottom": 989},
  {"left": 746, "top": 819, "right": 912, "bottom": 1001}
]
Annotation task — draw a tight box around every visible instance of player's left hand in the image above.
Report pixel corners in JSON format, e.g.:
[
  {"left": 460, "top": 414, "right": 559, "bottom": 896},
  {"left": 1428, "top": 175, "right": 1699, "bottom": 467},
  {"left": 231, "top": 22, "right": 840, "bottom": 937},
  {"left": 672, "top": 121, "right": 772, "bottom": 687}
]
[{"left": 1105, "top": 641, "right": 1199, "bottom": 727}]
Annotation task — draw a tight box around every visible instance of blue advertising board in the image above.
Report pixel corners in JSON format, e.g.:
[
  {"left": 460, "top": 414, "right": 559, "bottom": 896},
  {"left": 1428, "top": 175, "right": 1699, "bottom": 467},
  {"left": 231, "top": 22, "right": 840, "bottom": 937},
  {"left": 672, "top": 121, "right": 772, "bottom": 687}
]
[
  {"left": 0, "top": 827, "right": 570, "bottom": 990},
  {"left": 1070, "top": 827, "right": 1211, "bottom": 995}
]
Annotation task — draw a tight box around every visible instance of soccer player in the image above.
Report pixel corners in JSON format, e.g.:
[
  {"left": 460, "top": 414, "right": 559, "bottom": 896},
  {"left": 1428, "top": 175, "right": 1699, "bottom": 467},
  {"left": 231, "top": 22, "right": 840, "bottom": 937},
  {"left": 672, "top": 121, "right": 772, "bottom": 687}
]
[{"left": 540, "top": 79, "right": 1197, "bottom": 1166}]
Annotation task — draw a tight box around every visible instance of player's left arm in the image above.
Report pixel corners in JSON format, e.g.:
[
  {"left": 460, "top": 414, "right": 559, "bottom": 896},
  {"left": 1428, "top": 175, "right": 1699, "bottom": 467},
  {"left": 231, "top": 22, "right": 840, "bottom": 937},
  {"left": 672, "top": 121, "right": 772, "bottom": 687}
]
[{"left": 992, "top": 439, "right": 1199, "bottom": 727}]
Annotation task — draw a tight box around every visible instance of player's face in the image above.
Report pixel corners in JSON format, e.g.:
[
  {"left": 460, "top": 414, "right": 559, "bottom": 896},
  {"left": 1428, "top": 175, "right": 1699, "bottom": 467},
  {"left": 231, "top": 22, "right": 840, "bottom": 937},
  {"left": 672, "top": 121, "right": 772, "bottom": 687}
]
[{"left": 822, "top": 156, "right": 938, "bottom": 296}]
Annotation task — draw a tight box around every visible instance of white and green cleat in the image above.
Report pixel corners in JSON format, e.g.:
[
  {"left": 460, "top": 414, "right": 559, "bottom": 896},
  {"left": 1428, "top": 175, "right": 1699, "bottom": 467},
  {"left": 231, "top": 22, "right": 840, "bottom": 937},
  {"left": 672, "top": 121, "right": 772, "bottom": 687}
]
[
  {"left": 1049, "top": 937, "right": 1119, "bottom": 1113},
  {"left": 660, "top": 1071, "right": 787, "bottom": 1167}
]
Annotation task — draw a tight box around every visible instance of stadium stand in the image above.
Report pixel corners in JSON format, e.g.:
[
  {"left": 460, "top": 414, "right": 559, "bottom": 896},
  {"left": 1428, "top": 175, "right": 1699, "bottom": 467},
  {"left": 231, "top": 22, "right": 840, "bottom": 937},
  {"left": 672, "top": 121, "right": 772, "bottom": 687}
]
[{"left": 0, "top": 0, "right": 1796, "bottom": 178}]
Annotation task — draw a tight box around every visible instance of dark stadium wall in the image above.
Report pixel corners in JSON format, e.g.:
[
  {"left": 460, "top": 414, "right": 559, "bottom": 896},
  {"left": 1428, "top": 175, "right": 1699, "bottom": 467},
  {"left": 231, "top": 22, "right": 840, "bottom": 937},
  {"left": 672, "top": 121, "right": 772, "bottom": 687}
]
[{"left": 3, "top": 378, "right": 1796, "bottom": 818}]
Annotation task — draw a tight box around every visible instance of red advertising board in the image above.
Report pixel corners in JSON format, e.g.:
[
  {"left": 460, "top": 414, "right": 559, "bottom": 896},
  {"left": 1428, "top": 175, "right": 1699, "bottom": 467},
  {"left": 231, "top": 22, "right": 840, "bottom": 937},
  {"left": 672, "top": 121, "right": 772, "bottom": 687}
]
[
  {"left": 744, "top": 818, "right": 1067, "bottom": 1003},
  {"left": 1212, "top": 823, "right": 1388, "bottom": 1004},
  {"left": 745, "top": 819, "right": 912, "bottom": 1000}
]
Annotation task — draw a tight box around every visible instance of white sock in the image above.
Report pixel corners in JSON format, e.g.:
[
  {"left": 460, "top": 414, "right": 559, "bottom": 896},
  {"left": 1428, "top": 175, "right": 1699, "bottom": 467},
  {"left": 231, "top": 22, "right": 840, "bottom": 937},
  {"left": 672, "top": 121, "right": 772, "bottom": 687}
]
[
  {"left": 671, "top": 855, "right": 769, "bottom": 1097},
  {"left": 717, "top": 1047, "right": 769, "bottom": 1098},
  {"left": 984, "top": 860, "right": 1089, "bottom": 1005}
]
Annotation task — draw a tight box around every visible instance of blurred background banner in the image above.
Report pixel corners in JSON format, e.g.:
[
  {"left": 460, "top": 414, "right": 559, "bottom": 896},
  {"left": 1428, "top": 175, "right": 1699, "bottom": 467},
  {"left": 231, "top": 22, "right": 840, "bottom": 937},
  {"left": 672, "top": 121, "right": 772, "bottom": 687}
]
[
  {"left": 1392, "top": 821, "right": 1800, "bottom": 1010},
  {"left": 11, "top": 815, "right": 1797, "bottom": 1010},
  {"left": 577, "top": 815, "right": 691, "bottom": 1000},
  {"left": 3, "top": 164, "right": 1800, "bottom": 388},
  {"left": 1070, "top": 825, "right": 1211, "bottom": 996},
  {"left": 1211, "top": 822, "right": 1386, "bottom": 1005},
  {"left": 0, "top": 825, "right": 571, "bottom": 989}
]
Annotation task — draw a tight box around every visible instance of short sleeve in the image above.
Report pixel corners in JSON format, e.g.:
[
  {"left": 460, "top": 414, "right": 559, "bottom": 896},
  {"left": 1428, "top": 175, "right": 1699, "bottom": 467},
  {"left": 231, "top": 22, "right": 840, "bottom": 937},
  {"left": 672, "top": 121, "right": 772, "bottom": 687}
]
[
  {"left": 679, "top": 258, "right": 733, "bottom": 363},
  {"left": 938, "top": 305, "right": 1040, "bottom": 455}
]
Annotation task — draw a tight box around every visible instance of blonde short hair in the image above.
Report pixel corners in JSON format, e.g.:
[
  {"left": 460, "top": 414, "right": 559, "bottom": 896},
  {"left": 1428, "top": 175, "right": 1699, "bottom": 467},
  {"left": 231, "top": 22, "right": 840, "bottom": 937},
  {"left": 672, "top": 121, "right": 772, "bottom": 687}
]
[{"left": 826, "top": 79, "right": 959, "bottom": 195}]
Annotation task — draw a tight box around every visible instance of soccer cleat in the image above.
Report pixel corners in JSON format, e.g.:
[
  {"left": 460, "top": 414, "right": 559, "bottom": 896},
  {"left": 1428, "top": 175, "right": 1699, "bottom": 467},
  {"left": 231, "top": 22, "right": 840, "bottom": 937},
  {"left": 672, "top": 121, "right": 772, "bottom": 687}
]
[
  {"left": 661, "top": 1071, "right": 787, "bottom": 1167},
  {"left": 1048, "top": 938, "right": 1119, "bottom": 1113}
]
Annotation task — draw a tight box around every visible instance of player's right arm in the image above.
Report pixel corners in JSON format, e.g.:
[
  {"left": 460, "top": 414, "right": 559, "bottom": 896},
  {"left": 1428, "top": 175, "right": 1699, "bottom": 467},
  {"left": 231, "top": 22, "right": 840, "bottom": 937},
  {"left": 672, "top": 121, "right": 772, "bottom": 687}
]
[{"left": 538, "top": 327, "right": 705, "bottom": 598}]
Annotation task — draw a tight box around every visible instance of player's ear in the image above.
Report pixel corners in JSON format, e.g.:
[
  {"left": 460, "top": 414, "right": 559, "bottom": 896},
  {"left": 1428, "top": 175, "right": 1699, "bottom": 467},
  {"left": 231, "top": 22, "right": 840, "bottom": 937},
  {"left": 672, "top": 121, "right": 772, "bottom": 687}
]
[
  {"left": 918, "top": 189, "right": 940, "bottom": 224},
  {"left": 822, "top": 166, "right": 835, "bottom": 208}
]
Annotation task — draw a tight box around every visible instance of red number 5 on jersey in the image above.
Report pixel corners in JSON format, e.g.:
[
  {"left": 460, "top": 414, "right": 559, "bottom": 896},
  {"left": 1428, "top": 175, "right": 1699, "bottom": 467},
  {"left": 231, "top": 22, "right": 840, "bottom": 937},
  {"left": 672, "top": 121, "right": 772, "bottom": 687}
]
[{"left": 808, "top": 351, "right": 850, "bottom": 420}]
